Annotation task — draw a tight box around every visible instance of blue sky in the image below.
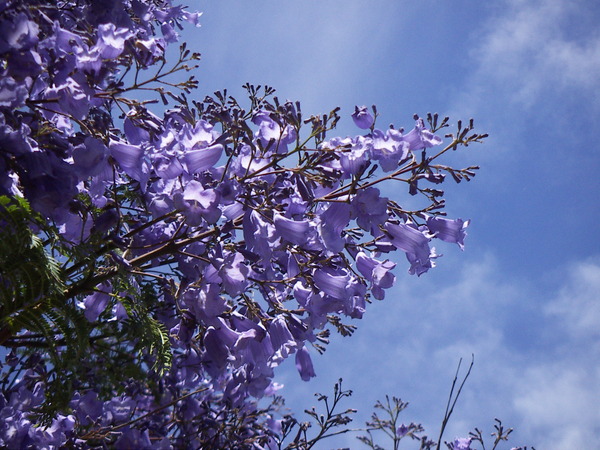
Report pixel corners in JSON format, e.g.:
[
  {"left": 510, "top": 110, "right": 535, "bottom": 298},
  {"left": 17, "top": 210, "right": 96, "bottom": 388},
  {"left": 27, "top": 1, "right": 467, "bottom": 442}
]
[{"left": 182, "top": 1, "right": 600, "bottom": 447}]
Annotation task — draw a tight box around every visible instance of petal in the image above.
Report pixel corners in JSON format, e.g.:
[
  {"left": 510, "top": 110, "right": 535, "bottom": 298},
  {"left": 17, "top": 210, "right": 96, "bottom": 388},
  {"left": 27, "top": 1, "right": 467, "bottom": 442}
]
[
  {"left": 319, "top": 202, "right": 351, "bottom": 252},
  {"left": 274, "top": 214, "right": 311, "bottom": 246},
  {"left": 313, "top": 268, "right": 351, "bottom": 299},
  {"left": 184, "top": 143, "right": 223, "bottom": 174},
  {"left": 110, "top": 140, "right": 144, "bottom": 170}
]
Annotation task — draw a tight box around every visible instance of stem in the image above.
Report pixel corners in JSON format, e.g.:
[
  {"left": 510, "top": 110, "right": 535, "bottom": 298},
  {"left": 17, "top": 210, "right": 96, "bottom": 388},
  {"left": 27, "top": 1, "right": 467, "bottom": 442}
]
[
  {"left": 436, "top": 354, "right": 475, "bottom": 450},
  {"left": 62, "top": 215, "right": 244, "bottom": 301}
]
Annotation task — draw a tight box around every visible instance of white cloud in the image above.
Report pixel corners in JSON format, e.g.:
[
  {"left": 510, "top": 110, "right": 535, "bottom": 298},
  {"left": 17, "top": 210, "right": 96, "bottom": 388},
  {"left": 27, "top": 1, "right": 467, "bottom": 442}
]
[
  {"left": 192, "top": 2, "right": 404, "bottom": 114},
  {"left": 514, "top": 364, "right": 600, "bottom": 449},
  {"left": 416, "top": 257, "right": 600, "bottom": 448},
  {"left": 545, "top": 259, "right": 600, "bottom": 341},
  {"left": 509, "top": 258, "right": 600, "bottom": 447},
  {"left": 273, "top": 250, "right": 600, "bottom": 448},
  {"left": 459, "top": 0, "right": 600, "bottom": 112}
]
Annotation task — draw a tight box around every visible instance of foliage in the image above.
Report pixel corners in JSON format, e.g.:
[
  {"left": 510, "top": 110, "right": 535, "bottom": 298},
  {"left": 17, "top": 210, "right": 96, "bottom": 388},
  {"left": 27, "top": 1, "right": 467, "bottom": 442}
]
[{"left": 0, "top": 0, "right": 533, "bottom": 448}]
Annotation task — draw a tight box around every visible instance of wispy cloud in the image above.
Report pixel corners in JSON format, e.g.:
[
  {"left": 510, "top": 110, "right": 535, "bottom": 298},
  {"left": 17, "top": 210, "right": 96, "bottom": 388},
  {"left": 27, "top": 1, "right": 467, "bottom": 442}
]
[
  {"left": 456, "top": 0, "right": 600, "bottom": 115},
  {"left": 421, "top": 256, "right": 600, "bottom": 447},
  {"left": 275, "top": 254, "right": 600, "bottom": 447},
  {"left": 193, "top": 2, "right": 403, "bottom": 115},
  {"left": 512, "top": 258, "right": 600, "bottom": 448},
  {"left": 545, "top": 258, "right": 600, "bottom": 340},
  {"left": 414, "top": 256, "right": 600, "bottom": 447},
  {"left": 514, "top": 364, "right": 600, "bottom": 448}
]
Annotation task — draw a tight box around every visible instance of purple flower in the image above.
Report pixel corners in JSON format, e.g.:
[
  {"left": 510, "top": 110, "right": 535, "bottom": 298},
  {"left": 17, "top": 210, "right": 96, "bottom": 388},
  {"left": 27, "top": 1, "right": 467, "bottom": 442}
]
[
  {"left": 110, "top": 301, "right": 129, "bottom": 321},
  {"left": 110, "top": 141, "right": 143, "bottom": 168},
  {"left": 19, "top": 152, "right": 78, "bottom": 217},
  {"left": 340, "top": 136, "right": 371, "bottom": 176},
  {"left": 178, "top": 120, "right": 221, "bottom": 153},
  {"left": 183, "top": 143, "right": 223, "bottom": 174},
  {"left": 384, "top": 222, "right": 436, "bottom": 275},
  {"left": 268, "top": 316, "right": 298, "bottom": 363},
  {"left": 274, "top": 214, "right": 312, "bottom": 246},
  {"left": 170, "top": 314, "right": 195, "bottom": 344},
  {"left": 371, "top": 128, "right": 410, "bottom": 172},
  {"left": 313, "top": 268, "right": 352, "bottom": 300},
  {"left": 295, "top": 345, "right": 316, "bottom": 381},
  {"left": 109, "top": 140, "right": 149, "bottom": 183},
  {"left": 146, "top": 179, "right": 177, "bottom": 218},
  {"left": 4, "top": 46, "right": 43, "bottom": 81},
  {"left": 48, "top": 23, "right": 83, "bottom": 56},
  {"left": 345, "top": 290, "right": 367, "bottom": 319},
  {"left": 123, "top": 116, "right": 151, "bottom": 145},
  {"left": 244, "top": 209, "right": 278, "bottom": 257},
  {"left": 0, "top": 13, "right": 39, "bottom": 53},
  {"left": 33, "top": 414, "right": 75, "bottom": 448},
  {"left": 351, "top": 187, "right": 389, "bottom": 233},
  {"left": 134, "top": 37, "right": 166, "bottom": 66},
  {"left": 0, "top": 117, "right": 34, "bottom": 156},
  {"left": 318, "top": 202, "right": 351, "bottom": 252},
  {"left": 59, "top": 209, "right": 92, "bottom": 243},
  {"left": 0, "top": 77, "right": 28, "bottom": 108},
  {"left": 184, "top": 285, "right": 227, "bottom": 325},
  {"left": 352, "top": 105, "right": 374, "bottom": 129},
  {"left": 45, "top": 77, "right": 91, "bottom": 120},
  {"left": 161, "top": 22, "right": 179, "bottom": 43},
  {"left": 153, "top": 154, "right": 184, "bottom": 179},
  {"left": 449, "top": 437, "right": 472, "bottom": 450},
  {"left": 113, "top": 428, "right": 153, "bottom": 449},
  {"left": 402, "top": 118, "right": 443, "bottom": 150},
  {"left": 397, "top": 424, "right": 409, "bottom": 437},
  {"left": 92, "top": 208, "right": 119, "bottom": 236},
  {"left": 252, "top": 111, "right": 297, "bottom": 153},
  {"left": 427, "top": 216, "right": 470, "bottom": 249},
  {"left": 175, "top": 180, "right": 221, "bottom": 226},
  {"left": 72, "top": 137, "right": 109, "bottom": 176},
  {"left": 355, "top": 252, "right": 396, "bottom": 300},
  {"left": 217, "top": 251, "right": 249, "bottom": 296},
  {"left": 203, "top": 326, "right": 233, "bottom": 372},
  {"left": 71, "top": 391, "right": 103, "bottom": 427},
  {"left": 81, "top": 283, "right": 111, "bottom": 322},
  {"left": 180, "top": 10, "right": 202, "bottom": 27},
  {"left": 311, "top": 268, "right": 367, "bottom": 318},
  {"left": 74, "top": 44, "right": 103, "bottom": 73},
  {"left": 103, "top": 396, "right": 136, "bottom": 423},
  {"left": 96, "top": 23, "right": 133, "bottom": 59}
]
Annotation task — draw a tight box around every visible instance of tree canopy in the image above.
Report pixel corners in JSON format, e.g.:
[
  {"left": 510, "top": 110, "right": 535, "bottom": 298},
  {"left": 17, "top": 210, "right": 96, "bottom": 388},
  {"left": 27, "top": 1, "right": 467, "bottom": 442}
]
[{"left": 0, "top": 1, "right": 535, "bottom": 449}]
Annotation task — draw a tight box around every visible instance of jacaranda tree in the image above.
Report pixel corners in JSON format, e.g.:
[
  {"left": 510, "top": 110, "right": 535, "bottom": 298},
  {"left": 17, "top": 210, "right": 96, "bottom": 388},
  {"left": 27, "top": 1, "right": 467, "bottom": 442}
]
[{"left": 0, "top": 1, "right": 533, "bottom": 448}]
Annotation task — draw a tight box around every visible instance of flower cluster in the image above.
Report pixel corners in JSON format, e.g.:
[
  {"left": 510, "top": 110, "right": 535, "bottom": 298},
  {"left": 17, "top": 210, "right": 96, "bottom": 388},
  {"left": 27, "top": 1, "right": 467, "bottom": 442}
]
[
  {"left": 0, "top": 0, "right": 487, "bottom": 447},
  {"left": 0, "top": 350, "right": 283, "bottom": 448}
]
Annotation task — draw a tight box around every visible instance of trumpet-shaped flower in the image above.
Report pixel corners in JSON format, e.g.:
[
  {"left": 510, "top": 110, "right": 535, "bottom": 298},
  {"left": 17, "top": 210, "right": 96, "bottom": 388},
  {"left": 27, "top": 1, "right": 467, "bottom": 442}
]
[
  {"left": 183, "top": 143, "right": 223, "bottom": 174},
  {"left": 356, "top": 251, "right": 396, "bottom": 300},
  {"left": 351, "top": 105, "right": 374, "bottom": 129},
  {"left": 174, "top": 180, "right": 221, "bottom": 226},
  {"left": 402, "top": 118, "right": 443, "bottom": 150},
  {"left": 109, "top": 140, "right": 149, "bottom": 184},
  {"left": 295, "top": 346, "right": 316, "bottom": 381},
  {"left": 318, "top": 202, "right": 351, "bottom": 252},
  {"left": 427, "top": 216, "right": 470, "bottom": 249},
  {"left": 371, "top": 128, "right": 410, "bottom": 172},
  {"left": 351, "top": 187, "right": 389, "bottom": 234},
  {"left": 274, "top": 214, "right": 312, "bottom": 246},
  {"left": 384, "top": 222, "right": 436, "bottom": 275},
  {"left": 96, "top": 23, "right": 133, "bottom": 59}
]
